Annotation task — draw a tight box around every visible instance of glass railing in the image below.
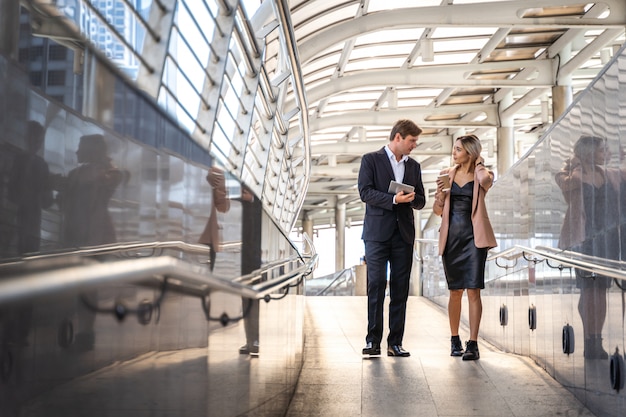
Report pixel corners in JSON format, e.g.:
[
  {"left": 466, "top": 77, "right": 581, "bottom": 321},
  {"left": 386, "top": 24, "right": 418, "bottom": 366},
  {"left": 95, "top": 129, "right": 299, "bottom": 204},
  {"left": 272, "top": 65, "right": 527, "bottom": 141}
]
[
  {"left": 421, "top": 43, "right": 626, "bottom": 417},
  {"left": 0, "top": 33, "right": 309, "bottom": 415},
  {"left": 306, "top": 267, "right": 355, "bottom": 296}
]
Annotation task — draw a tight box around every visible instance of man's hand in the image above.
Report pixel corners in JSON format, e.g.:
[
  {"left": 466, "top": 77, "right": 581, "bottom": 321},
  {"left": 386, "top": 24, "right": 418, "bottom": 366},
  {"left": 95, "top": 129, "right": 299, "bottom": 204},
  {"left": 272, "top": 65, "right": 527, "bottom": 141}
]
[{"left": 395, "top": 191, "right": 415, "bottom": 203}]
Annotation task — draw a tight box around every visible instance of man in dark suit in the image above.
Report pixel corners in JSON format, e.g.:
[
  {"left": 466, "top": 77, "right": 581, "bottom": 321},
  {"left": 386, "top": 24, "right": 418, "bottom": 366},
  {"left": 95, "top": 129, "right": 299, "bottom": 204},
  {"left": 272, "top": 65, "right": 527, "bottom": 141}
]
[{"left": 358, "top": 119, "right": 425, "bottom": 357}]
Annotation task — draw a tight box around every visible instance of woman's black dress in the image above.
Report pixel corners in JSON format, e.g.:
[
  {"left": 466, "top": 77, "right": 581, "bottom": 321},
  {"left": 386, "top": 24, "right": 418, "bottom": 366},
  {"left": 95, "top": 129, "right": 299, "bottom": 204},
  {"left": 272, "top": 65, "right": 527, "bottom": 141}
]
[
  {"left": 442, "top": 181, "right": 488, "bottom": 290},
  {"left": 575, "top": 181, "right": 619, "bottom": 288}
]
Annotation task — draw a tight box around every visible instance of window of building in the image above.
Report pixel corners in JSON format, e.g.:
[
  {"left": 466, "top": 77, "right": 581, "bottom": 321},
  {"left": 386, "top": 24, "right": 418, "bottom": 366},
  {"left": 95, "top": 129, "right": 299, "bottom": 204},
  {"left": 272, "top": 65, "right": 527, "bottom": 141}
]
[
  {"left": 47, "top": 70, "right": 66, "bottom": 86},
  {"left": 18, "top": 48, "right": 29, "bottom": 63},
  {"left": 29, "top": 46, "right": 43, "bottom": 61},
  {"left": 29, "top": 71, "right": 42, "bottom": 86},
  {"left": 49, "top": 45, "right": 68, "bottom": 60}
]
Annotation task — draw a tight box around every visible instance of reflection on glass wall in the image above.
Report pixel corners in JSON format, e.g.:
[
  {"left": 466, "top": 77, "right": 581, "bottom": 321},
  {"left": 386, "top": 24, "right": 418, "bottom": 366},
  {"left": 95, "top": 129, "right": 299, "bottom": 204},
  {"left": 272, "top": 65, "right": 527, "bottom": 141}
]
[
  {"left": 0, "top": 11, "right": 306, "bottom": 416},
  {"left": 23, "top": 0, "right": 310, "bottom": 234},
  {"left": 488, "top": 52, "right": 626, "bottom": 261},
  {"left": 0, "top": 81, "right": 298, "bottom": 271},
  {"left": 491, "top": 48, "right": 626, "bottom": 415},
  {"left": 554, "top": 135, "right": 625, "bottom": 361},
  {"left": 0, "top": 26, "right": 301, "bottom": 272},
  {"left": 423, "top": 45, "right": 626, "bottom": 417},
  {"left": 7, "top": 121, "right": 54, "bottom": 254}
]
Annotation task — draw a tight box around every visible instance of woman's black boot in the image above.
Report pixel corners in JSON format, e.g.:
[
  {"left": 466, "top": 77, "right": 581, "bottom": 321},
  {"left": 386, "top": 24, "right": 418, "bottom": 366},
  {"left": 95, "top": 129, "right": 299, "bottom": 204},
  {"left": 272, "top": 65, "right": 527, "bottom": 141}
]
[
  {"left": 451, "top": 336, "right": 464, "bottom": 356},
  {"left": 462, "top": 340, "right": 480, "bottom": 361}
]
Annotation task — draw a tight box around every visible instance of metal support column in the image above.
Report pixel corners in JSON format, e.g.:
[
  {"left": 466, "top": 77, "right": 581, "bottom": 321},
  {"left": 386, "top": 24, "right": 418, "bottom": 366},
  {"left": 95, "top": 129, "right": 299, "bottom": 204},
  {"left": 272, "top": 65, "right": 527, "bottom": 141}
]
[
  {"left": 335, "top": 200, "right": 346, "bottom": 272},
  {"left": 82, "top": 51, "right": 116, "bottom": 128},
  {"left": 497, "top": 91, "right": 515, "bottom": 174},
  {"left": 553, "top": 43, "right": 573, "bottom": 122},
  {"left": 302, "top": 210, "right": 314, "bottom": 254},
  {"left": 0, "top": 0, "right": 20, "bottom": 59},
  {"left": 552, "top": 85, "right": 572, "bottom": 122}
]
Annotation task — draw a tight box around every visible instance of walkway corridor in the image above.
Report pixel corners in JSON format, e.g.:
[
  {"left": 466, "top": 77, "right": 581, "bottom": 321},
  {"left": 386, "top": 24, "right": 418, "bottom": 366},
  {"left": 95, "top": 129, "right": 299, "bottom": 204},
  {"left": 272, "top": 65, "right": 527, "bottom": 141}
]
[{"left": 287, "top": 296, "right": 595, "bottom": 417}]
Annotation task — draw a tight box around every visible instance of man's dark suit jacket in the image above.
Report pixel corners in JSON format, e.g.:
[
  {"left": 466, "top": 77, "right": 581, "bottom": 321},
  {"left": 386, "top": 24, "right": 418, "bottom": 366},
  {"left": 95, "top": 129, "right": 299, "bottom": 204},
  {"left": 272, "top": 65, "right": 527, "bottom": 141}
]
[{"left": 358, "top": 147, "right": 426, "bottom": 245}]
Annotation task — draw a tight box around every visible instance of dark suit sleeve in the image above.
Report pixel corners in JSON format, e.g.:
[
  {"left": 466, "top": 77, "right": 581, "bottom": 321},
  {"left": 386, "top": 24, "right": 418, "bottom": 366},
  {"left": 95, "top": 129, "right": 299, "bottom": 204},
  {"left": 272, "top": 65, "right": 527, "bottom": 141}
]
[
  {"left": 358, "top": 152, "right": 394, "bottom": 211},
  {"left": 409, "top": 161, "right": 426, "bottom": 210}
]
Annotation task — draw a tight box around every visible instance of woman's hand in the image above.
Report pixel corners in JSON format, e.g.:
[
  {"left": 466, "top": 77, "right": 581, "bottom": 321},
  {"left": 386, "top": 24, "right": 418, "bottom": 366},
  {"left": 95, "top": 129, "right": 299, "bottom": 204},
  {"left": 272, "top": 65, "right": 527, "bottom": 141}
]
[
  {"left": 561, "top": 157, "right": 583, "bottom": 181},
  {"left": 435, "top": 176, "right": 448, "bottom": 193},
  {"left": 564, "top": 156, "right": 582, "bottom": 172},
  {"left": 207, "top": 167, "right": 225, "bottom": 188}
]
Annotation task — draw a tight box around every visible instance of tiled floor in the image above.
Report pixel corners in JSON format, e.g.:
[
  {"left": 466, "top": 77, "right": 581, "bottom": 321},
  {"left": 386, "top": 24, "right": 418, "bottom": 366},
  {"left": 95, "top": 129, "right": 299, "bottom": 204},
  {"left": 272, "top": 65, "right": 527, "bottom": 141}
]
[{"left": 287, "top": 296, "right": 596, "bottom": 417}]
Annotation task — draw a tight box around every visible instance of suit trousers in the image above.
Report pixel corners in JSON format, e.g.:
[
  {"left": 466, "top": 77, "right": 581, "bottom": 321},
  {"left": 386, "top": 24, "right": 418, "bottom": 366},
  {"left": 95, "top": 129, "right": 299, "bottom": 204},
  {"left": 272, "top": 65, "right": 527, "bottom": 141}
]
[{"left": 364, "top": 230, "right": 413, "bottom": 346}]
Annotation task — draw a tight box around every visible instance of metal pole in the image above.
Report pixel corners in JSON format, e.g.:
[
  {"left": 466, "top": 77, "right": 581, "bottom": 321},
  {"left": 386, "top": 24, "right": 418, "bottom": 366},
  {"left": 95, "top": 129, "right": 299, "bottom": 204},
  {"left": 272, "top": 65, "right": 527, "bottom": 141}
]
[{"left": 0, "top": 0, "right": 20, "bottom": 59}]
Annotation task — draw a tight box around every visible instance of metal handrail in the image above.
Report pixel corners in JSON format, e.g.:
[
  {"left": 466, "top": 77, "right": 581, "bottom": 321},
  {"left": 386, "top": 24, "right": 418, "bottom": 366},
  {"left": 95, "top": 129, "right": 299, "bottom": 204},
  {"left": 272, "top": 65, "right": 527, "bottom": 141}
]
[
  {"left": 535, "top": 245, "right": 626, "bottom": 271},
  {"left": 0, "top": 241, "right": 215, "bottom": 267},
  {"left": 0, "top": 242, "right": 318, "bottom": 305},
  {"left": 313, "top": 268, "right": 354, "bottom": 296},
  {"left": 487, "top": 246, "right": 521, "bottom": 262},
  {"left": 490, "top": 245, "right": 626, "bottom": 283}
]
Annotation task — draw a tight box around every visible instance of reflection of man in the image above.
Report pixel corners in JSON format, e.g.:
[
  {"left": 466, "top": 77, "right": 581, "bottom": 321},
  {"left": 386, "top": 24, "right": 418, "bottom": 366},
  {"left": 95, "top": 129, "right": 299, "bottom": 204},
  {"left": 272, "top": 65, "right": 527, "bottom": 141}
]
[
  {"left": 555, "top": 135, "right": 625, "bottom": 359},
  {"left": 8, "top": 121, "right": 53, "bottom": 254},
  {"left": 54, "top": 134, "right": 124, "bottom": 247},
  {"left": 239, "top": 184, "right": 263, "bottom": 356},
  {"left": 358, "top": 119, "right": 425, "bottom": 358},
  {"left": 199, "top": 166, "right": 230, "bottom": 271}
]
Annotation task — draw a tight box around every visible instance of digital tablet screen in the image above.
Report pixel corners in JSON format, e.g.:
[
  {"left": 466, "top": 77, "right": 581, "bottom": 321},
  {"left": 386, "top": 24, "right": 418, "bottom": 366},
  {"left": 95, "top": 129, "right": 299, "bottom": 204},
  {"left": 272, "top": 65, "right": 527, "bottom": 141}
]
[{"left": 388, "top": 180, "right": 415, "bottom": 194}]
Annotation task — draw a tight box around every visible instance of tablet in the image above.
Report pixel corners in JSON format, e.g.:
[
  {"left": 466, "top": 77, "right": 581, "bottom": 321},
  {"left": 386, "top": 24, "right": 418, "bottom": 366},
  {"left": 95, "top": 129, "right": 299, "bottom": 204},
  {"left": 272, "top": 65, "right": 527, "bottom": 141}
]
[{"left": 388, "top": 180, "right": 415, "bottom": 194}]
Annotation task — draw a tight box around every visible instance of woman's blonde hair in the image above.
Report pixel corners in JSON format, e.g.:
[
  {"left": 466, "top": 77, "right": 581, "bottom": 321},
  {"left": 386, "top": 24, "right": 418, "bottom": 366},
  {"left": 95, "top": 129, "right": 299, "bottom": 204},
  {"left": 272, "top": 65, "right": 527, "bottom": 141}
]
[{"left": 456, "top": 134, "right": 482, "bottom": 162}]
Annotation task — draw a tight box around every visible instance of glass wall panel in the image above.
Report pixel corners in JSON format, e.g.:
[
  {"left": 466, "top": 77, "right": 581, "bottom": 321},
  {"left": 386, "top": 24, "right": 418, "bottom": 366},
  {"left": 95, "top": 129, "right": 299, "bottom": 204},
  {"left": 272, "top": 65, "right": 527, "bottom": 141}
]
[
  {"left": 0, "top": 5, "right": 306, "bottom": 411},
  {"left": 422, "top": 45, "right": 626, "bottom": 416}
]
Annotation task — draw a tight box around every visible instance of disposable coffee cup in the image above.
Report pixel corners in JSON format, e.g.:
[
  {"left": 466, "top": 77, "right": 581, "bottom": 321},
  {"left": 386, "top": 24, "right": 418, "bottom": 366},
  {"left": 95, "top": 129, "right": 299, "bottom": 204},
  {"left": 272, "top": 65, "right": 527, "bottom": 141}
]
[{"left": 438, "top": 174, "right": 451, "bottom": 192}]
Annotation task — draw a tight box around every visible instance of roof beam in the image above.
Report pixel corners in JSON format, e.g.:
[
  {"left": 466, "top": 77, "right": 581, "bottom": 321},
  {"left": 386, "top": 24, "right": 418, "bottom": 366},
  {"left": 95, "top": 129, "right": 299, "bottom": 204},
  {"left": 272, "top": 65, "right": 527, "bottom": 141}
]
[
  {"left": 308, "top": 107, "right": 498, "bottom": 133},
  {"left": 311, "top": 163, "right": 361, "bottom": 178},
  {"left": 311, "top": 162, "right": 454, "bottom": 179},
  {"left": 307, "top": 180, "right": 358, "bottom": 193},
  {"left": 307, "top": 136, "right": 452, "bottom": 156},
  {"left": 559, "top": 28, "right": 624, "bottom": 79},
  {"left": 299, "top": 0, "right": 626, "bottom": 64},
  {"left": 294, "top": 60, "right": 553, "bottom": 109}
]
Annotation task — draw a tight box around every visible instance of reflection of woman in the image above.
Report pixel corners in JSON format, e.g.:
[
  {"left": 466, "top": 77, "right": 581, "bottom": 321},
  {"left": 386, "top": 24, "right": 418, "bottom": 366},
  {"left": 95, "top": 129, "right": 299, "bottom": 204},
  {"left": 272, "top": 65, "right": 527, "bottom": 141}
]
[
  {"left": 55, "top": 134, "right": 124, "bottom": 247},
  {"left": 556, "top": 135, "right": 623, "bottom": 359},
  {"left": 434, "top": 135, "right": 497, "bottom": 361},
  {"left": 198, "top": 166, "right": 230, "bottom": 271}
]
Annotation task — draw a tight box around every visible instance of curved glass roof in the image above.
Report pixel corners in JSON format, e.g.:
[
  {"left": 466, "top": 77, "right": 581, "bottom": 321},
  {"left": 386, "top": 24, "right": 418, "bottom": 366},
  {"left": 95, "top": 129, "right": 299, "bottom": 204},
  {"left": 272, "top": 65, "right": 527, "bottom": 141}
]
[{"left": 282, "top": 0, "right": 625, "bottom": 228}]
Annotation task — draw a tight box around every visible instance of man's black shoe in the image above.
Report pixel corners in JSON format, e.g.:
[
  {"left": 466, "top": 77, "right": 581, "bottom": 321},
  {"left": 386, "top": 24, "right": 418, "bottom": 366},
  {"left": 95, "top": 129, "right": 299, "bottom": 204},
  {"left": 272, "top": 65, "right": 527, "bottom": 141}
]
[
  {"left": 387, "top": 345, "right": 410, "bottom": 357},
  {"left": 239, "top": 341, "right": 259, "bottom": 356},
  {"left": 362, "top": 342, "right": 381, "bottom": 356}
]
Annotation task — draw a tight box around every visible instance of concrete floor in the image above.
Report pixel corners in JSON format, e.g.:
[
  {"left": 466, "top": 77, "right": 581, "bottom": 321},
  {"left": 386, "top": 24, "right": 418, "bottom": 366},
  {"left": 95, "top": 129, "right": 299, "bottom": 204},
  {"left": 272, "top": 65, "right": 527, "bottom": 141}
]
[{"left": 287, "top": 296, "right": 596, "bottom": 417}]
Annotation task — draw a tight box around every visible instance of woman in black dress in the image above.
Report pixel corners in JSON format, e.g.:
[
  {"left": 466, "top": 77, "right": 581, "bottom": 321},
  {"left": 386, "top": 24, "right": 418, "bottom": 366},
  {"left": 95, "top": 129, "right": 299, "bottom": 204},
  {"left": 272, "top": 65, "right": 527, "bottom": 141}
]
[{"left": 433, "top": 135, "right": 497, "bottom": 360}]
